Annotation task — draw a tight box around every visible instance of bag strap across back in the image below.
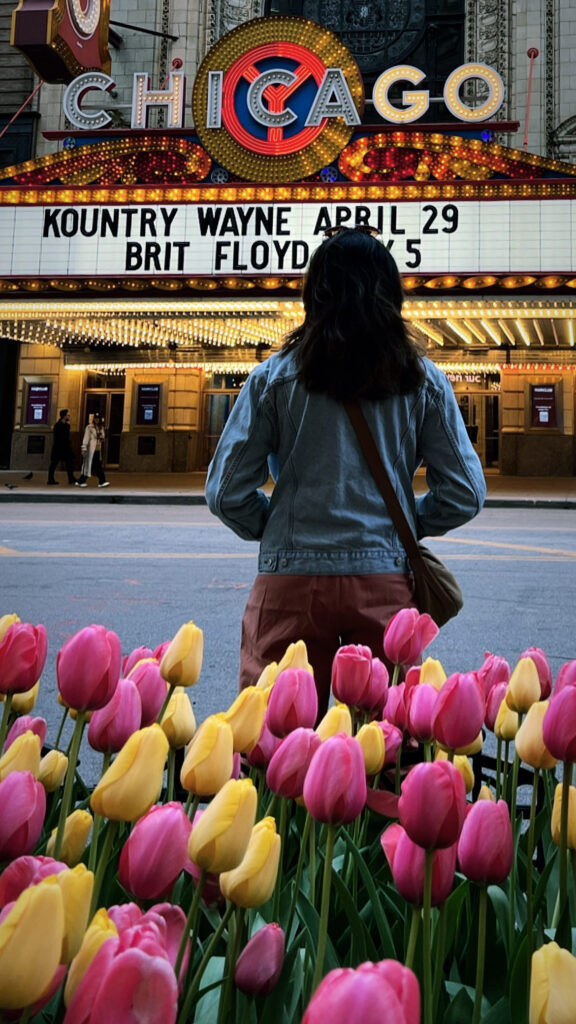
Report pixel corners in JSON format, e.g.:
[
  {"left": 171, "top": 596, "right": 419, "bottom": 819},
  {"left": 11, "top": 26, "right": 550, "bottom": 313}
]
[{"left": 342, "top": 399, "right": 423, "bottom": 568}]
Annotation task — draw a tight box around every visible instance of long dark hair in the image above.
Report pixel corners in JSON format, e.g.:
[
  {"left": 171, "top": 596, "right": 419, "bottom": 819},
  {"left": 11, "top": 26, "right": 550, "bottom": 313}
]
[{"left": 282, "top": 229, "right": 424, "bottom": 400}]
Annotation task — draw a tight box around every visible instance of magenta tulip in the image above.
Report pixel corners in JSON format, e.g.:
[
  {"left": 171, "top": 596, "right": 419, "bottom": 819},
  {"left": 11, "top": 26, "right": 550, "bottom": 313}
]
[
  {"left": 107, "top": 903, "right": 190, "bottom": 987},
  {"left": 457, "top": 799, "right": 513, "bottom": 884},
  {"left": 382, "top": 682, "right": 407, "bottom": 731},
  {"left": 555, "top": 661, "right": 576, "bottom": 694},
  {"left": 431, "top": 672, "right": 485, "bottom": 751},
  {"left": 0, "top": 854, "right": 67, "bottom": 906},
  {"left": 122, "top": 646, "right": 154, "bottom": 677},
  {"left": 235, "top": 923, "right": 285, "bottom": 996},
  {"left": 127, "top": 659, "right": 167, "bottom": 726},
  {"left": 0, "top": 623, "right": 47, "bottom": 694},
  {"left": 266, "top": 727, "right": 321, "bottom": 800},
  {"left": 118, "top": 802, "right": 191, "bottom": 900},
  {"left": 152, "top": 640, "right": 171, "bottom": 661},
  {"left": 0, "top": 771, "right": 46, "bottom": 860},
  {"left": 406, "top": 684, "right": 438, "bottom": 743},
  {"left": 245, "top": 721, "right": 282, "bottom": 769},
  {"left": 4, "top": 715, "right": 47, "bottom": 751},
  {"left": 542, "top": 688, "right": 576, "bottom": 761},
  {"left": 399, "top": 760, "right": 467, "bottom": 850},
  {"left": 57, "top": 625, "right": 122, "bottom": 711},
  {"left": 521, "top": 646, "right": 552, "bottom": 699},
  {"left": 303, "top": 734, "right": 366, "bottom": 825},
  {"left": 361, "top": 658, "right": 390, "bottom": 715},
  {"left": 383, "top": 608, "right": 438, "bottom": 666},
  {"left": 381, "top": 823, "right": 456, "bottom": 906},
  {"left": 266, "top": 669, "right": 318, "bottom": 737},
  {"left": 88, "top": 678, "right": 142, "bottom": 754},
  {"left": 301, "top": 959, "right": 420, "bottom": 1024},
  {"left": 376, "top": 720, "right": 403, "bottom": 767},
  {"left": 485, "top": 681, "right": 507, "bottom": 732},
  {"left": 331, "top": 645, "right": 373, "bottom": 707},
  {"left": 475, "top": 651, "right": 510, "bottom": 699}
]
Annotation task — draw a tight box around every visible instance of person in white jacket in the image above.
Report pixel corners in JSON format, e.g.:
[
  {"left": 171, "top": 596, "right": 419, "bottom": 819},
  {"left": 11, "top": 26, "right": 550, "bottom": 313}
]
[{"left": 76, "top": 413, "right": 109, "bottom": 488}]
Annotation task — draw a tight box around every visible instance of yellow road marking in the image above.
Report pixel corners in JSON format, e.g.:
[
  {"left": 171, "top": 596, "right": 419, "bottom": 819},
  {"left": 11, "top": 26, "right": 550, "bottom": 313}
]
[{"left": 440, "top": 536, "right": 576, "bottom": 557}]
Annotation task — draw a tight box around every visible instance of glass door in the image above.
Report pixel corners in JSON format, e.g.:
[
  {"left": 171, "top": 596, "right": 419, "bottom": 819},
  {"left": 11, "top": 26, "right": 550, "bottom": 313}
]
[{"left": 83, "top": 391, "right": 125, "bottom": 467}]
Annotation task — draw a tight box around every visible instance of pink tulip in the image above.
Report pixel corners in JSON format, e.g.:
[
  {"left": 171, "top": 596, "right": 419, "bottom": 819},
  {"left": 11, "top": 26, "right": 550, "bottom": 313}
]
[
  {"left": 301, "top": 959, "right": 420, "bottom": 1024},
  {"left": 266, "top": 727, "right": 322, "bottom": 800},
  {"left": 0, "top": 771, "right": 46, "bottom": 860},
  {"left": 331, "top": 645, "right": 373, "bottom": 707},
  {"left": 361, "top": 658, "right": 390, "bottom": 715},
  {"left": 139, "top": 903, "right": 190, "bottom": 984},
  {"left": 376, "top": 721, "right": 403, "bottom": 767},
  {"left": 381, "top": 823, "right": 456, "bottom": 906},
  {"left": 0, "top": 854, "right": 67, "bottom": 905},
  {"left": 127, "top": 659, "right": 167, "bottom": 726},
  {"left": 63, "top": 926, "right": 178, "bottom": 1024},
  {"left": 542, "top": 688, "right": 576, "bottom": 761},
  {"left": 245, "top": 721, "right": 282, "bottom": 769},
  {"left": 457, "top": 799, "right": 513, "bottom": 884},
  {"left": 485, "top": 681, "right": 507, "bottom": 732},
  {"left": 266, "top": 669, "right": 318, "bottom": 737},
  {"left": 475, "top": 651, "right": 510, "bottom": 700},
  {"left": 0, "top": 623, "right": 47, "bottom": 694},
  {"left": 399, "top": 760, "right": 467, "bottom": 850},
  {"left": 383, "top": 608, "right": 438, "bottom": 666},
  {"left": 122, "top": 646, "right": 154, "bottom": 677},
  {"left": 118, "top": 802, "right": 191, "bottom": 900},
  {"left": 406, "top": 684, "right": 438, "bottom": 743},
  {"left": 235, "top": 923, "right": 285, "bottom": 996},
  {"left": 152, "top": 641, "right": 171, "bottom": 661},
  {"left": 521, "top": 646, "right": 552, "bottom": 699},
  {"left": 4, "top": 715, "right": 47, "bottom": 751},
  {"left": 555, "top": 661, "right": 576, "bottom": 694},
  {"left": 382, "top": 682, "right": 407, "bottom": 730},
  {"left": 431, "top": 673, "right": 485, "bottom": 751},
  {"left": 57, "top": 625, "right": 122, "bottom": 711},
  {"left": 303, "top": 734, "right": 366, "bottom": 825},
  {"left": 88, "top": 678, "right": 142, "bottom": 754}
]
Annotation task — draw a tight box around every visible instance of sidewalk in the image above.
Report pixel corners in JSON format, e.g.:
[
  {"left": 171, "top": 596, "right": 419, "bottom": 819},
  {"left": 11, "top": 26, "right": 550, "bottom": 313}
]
[{"left": 1, "top": 469, "right": 576, "bottom": 507}]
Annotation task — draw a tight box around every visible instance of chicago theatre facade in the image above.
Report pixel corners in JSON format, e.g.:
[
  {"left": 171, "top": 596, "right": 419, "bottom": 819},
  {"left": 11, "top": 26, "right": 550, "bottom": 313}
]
[{"left": 1, "top": 0, "right": 576, "bottom": 476}]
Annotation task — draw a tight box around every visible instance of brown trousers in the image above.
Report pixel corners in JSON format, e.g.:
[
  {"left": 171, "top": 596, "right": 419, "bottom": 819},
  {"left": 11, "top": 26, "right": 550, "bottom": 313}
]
[{"left": 239, "top": 572, "right": 416, "bottom": 718}]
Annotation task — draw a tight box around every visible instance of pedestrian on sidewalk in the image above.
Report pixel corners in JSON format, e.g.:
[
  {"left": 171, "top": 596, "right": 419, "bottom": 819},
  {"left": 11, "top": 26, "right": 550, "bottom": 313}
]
[
  {"left": 206, "top": 226, "right": 486, "bottom": 716},
  {"left": 47, "top": 409, "right": 78, "bottom": 485},
  {"left": 76, "top": 413, "right": 109, "bottom": 488}
]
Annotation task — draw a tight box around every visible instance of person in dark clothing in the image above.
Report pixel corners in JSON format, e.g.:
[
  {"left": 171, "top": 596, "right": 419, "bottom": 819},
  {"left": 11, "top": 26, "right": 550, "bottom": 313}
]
[{"left": 47, "top": 409, "right": 77, "bottom": 485}]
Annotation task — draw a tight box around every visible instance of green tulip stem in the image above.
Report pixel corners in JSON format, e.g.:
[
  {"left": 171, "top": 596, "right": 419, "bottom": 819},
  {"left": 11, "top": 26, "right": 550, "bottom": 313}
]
[
  {"left": 53, "top": 703, "right": 69, "bottom": 752},
  {"left": 472, "top": 885, "right": 488, "bottom": 1024},
  {"left": 432, "top": 901, "right": 448, "bottom": 1019},
  {"left": 256, "top": 766, "right": 267, "bottom": 815},
  {"left": 53, "top": 710, "right": 86, "bottom": 860},
  {"left": 18, "top": 1006, "right": 31, "bottom": 1024},
  {"left": 502, "top": 741, "right": 510, "bottom": 803},
  {"left": 0, "top": 692, "right": 14, "bottom": 752},
  {"left": 422, "top": 849, "right": 434, "bottom": 1024},
  {"left": 217, "top": 906, "right": 245, "bottom": 1024},
  {"left": 312, "top": 823, "right": 336, "bottom": 993},
  {"left": 405, "top": 904, "right": 420, "bottom": 969},
  {"left": 496, "top": 738, "right": 502, "bottom": 801},
  {"left": 186, "top": 793, "right": 201, "bottom": 823},
  {"left": 177, "top": 901, "right": 234, "bottom": 1024},
  {"left": 273, "top": 797, "right": 288, "bottom": 922},
  {"left": 90, "top": 818, "right": 119, "bottom": 917},
  {"left": 286, "top": 811, "right": 312, "bottom": 939},
  {"left": 309, "top": 819, "right": 316, "bottom": 905},
  {"left": 157, "top": 683, "right": 176, "bottom": 725},
  {"left": 508, "top": 713, "right": 524, "bottom": 953},
  {"left": 87, "top": 753, "right": 111, "bottom": 874},
  {"left": 174, "top": 868, "right": 206, "bottom": 982},
  {"left": 423, "top": 741, "right": 433, "bottom": 763},
  {"left": 167, "top": 748, "right": 176, "bottom": 803},
  {"left": 526, "top": 766, "right": 540, "bottom": 976},
  {"left": 265, "top": 793, "right": 278, "bottom": 818},
  {"left": 391, "top": 664, "right": 400, "bottom": 687},
  {"left": 446, "top": 748, "right": 455, "bottom": 764},
  {"left": 553, "top": 760, "right": 573, "bottom": 930}
]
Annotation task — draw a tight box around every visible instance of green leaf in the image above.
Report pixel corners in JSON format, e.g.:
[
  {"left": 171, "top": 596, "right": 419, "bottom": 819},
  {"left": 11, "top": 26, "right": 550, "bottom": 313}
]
[
  {"left": 488, "top": 885, "right": 510, "bottom": 957},
  {"left": 339, "top": 827, "right": 398, "bottom": 959},
  {"left": 331, "top": 868, "right": 379, "bottom": 963},
  {"left": 295, "top": 891, "right": 339, "bottom": 973},
  {"left": 193, "top": 955, "right": 225, "bottom": 1024},
  {"left": 508, "top": 932, "right": 530, "bottom": 1022},
  {"left": 442, "top": 984, "right": 475, "bottom": 1023},
  {"left": 481, "top": 996, "right": 513, "bottom": 1024}
]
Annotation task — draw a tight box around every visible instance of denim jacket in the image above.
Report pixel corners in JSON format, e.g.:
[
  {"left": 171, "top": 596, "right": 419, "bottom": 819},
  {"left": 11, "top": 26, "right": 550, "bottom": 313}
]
[{"left": 205, "top": 351, "right": 486, "bottom": 575}]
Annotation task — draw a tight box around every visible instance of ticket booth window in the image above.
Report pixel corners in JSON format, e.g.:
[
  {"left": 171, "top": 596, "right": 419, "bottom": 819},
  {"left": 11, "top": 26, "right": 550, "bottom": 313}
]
[
  {"left": 530, "top": 385, "right": 558, "bottom": 429},
  {"left": 25, "top": 383, "right": 51, "bottom": 425},
  {"left": 136, "top": 384, "right": 161, "bottom": 426}
]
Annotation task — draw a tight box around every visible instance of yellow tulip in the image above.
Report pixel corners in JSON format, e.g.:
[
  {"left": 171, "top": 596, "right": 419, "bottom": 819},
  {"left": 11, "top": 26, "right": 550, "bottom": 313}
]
[
  {"left": 316, "top": 702, "right": 353, "bottom": 741},
  {"left": 0, "top": 613, "right": 20, "bottom": 642},
  {"left": 188, "top": 778, "right": 257, "bottom": 873},
  {"left": 435, "top": 748, "right": 475, "bottom": 794},
  {"left": 256, "top": 662, "right": 279, "bottom": 689},
  {"left": 38, "top": 749, "right": 69, "bottom": 792},
  {"left": 159, "top": 620, "right": 203, "bottom": 687},
  {"left": 64, "top": 908, "right": 118, "bottom": 1006},
  {"left": 90, "top": 724, "right": 169, "bottom": 822},
  {"left": 277, "top": 640, "right": 314, "bottom": 675},
  {"left": 43, "top": 864, "right": 94, "bottom": 963},
  {"left": 0, "top": 882, "right": 64, "bottom": 1010},
  {"left": 356, "top": 723, "right": 385, "bottom": 775},
  {"left": 220, "top": 816, "right": 281, "bottom": 908},
  {"left": 530, "top": 941, "right": 576, "bottom": 1024},
  {"left": 551, "top": 784, "right": 576, "bottom": 849},
  {"left": 180, "top": 714, "right": 234, "bottom": 797},
  {"left": 46, "top": 809, "right": 93, "bottom": 866},
  {"left": 0, "top": 731, "right": 41, "bottom": 780},
  {"left": 515, "top": 701, "right": 558, "bottom": 771},
  {"left": 160, "top": 687, "right": 196, "bottom": 749},
  {"left": 419, "top": 657, "right": 447, "bottom": 691},
  {"left": 478, "top": 785, "right": 495, "bottom": 802},
  {"left": 494, "top": 697, "right": 519, "bottom": 741},
  {"left": 506, "top": 657, "right": 541, "bottom": 715},
  {"left": 12, "top": 682, "right": 39, "bottom": 714},
  {"left": 223, "top": 686, "right": 267, "bottom": 753}
]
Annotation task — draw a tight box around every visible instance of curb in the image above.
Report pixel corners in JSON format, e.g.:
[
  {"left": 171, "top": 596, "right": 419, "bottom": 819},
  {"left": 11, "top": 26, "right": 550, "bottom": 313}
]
[{"left": 1, "top": 494, "right": 576, "bottom": 509}]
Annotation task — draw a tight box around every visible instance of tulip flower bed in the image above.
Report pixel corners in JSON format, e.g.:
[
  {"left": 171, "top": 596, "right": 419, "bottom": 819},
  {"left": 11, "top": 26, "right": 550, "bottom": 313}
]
[{"left": 2, "top": 609, "right": 576, "bottom": 1024}]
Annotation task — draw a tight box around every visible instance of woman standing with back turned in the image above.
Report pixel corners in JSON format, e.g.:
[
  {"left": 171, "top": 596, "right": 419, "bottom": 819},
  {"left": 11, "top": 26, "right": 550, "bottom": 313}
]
[{"left": 206, "top": 227, "right": 486, "bottom": 716}]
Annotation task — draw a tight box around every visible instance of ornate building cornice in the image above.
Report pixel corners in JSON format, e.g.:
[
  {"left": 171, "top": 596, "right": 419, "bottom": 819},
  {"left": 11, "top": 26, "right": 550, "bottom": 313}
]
[
  {"left": 208, "top": 0, "right": 265, "bottom": 47},
  {"left": 466, "top": 0, "right": 510, "bottom": 120}
]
